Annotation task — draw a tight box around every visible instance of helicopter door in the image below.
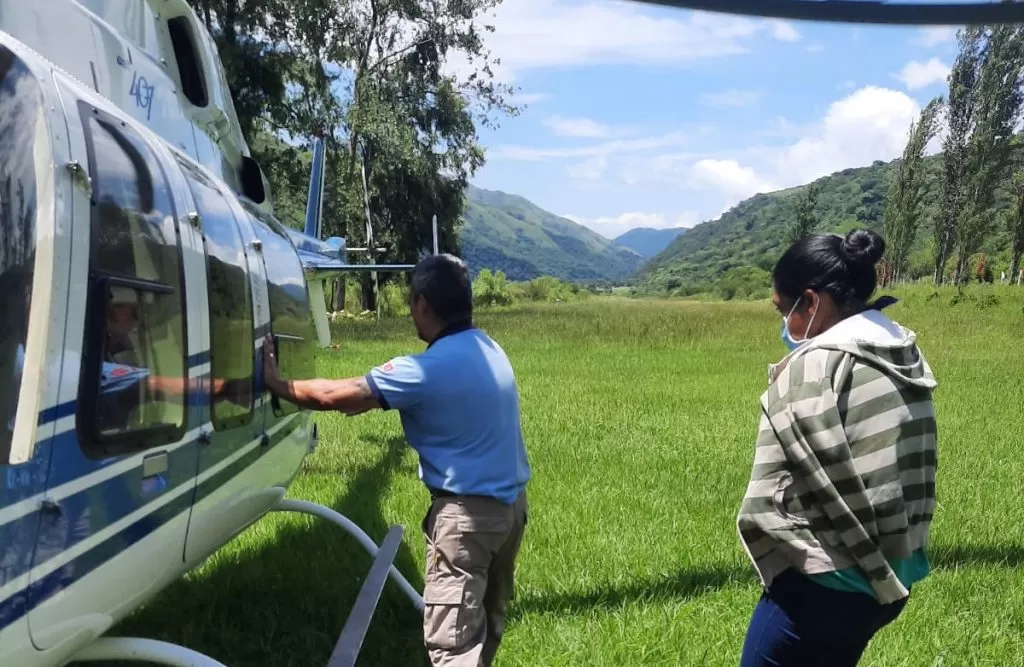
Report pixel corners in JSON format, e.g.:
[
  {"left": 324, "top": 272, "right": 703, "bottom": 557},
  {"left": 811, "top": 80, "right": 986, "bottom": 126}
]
[
  {"left": 242, "top": 203, "right": 316, "bottom": 484},
  {"left": 177, "top": 157, "right": 266, "bottom": 566},
  {"left": 0, "top": 44, "right": 71, "bottom": 661},
  {"left": 26, "top": 92, "right": 203, "bottom": 650}
]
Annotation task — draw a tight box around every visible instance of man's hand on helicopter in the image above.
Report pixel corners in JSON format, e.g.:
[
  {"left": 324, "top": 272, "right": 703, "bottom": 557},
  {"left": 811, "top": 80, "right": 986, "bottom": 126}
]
[{"left": 261, "top": 334, "right": 380, "bottom": 415}]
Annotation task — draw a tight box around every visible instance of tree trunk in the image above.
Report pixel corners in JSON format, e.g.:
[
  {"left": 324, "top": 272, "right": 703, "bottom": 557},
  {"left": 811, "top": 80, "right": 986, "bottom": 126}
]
[
  {"left": 1011, "top": 252, "right": 1022, "bottom": 286},
  {"left": 953, "top": 256, "right": 968, "bottom": 285},
  {"left": 933, "top": 244, "right": 947, "bottom": 285},
  {"left": 333, "top": 278, "right": 346, "bottom": 310},
  {"left": 360, "top": 274, "right": 377, "bottom": 313}
]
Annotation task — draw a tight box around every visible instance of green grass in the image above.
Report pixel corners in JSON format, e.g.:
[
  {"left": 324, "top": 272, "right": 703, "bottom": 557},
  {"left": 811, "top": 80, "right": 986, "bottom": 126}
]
[{"left": 110, "top": 284, "right": 1024, "bottom": 666}]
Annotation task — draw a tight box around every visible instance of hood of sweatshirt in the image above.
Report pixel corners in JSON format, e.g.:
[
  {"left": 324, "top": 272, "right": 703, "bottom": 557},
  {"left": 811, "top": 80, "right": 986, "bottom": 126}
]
[{"left": 768, "top": 306, "right": 937, "bottom": 391}]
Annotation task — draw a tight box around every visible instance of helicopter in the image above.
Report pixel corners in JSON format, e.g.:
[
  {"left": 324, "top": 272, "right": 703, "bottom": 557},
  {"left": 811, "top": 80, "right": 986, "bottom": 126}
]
[
  {"left": 0, "top": 0, "right": 1019, "bottom": 666},
  {"left": 0, "top": 1, "right": 428, "bottom": 666}
]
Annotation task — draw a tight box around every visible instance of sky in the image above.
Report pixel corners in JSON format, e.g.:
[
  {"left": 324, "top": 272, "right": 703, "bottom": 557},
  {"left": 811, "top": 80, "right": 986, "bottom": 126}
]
[{"left": 449, "top": 0, "right": 962, "bottom": 240}]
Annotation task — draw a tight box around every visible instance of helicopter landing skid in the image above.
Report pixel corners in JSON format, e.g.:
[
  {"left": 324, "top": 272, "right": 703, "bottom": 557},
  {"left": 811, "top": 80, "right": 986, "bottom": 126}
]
[
  {"left": 69, "top": 499, "right": 422, "bottom": 666},
  {"left": 270, "top": 498, "right": 424, "bottom": 610},
  {"left": 68, "top": 637, "right": 227, "bottom": 666}
]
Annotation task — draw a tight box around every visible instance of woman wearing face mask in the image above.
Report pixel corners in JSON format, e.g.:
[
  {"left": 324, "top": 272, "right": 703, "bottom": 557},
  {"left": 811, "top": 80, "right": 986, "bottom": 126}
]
[{"left": 736, "top": 228, "right": 938, "bottom": 666}]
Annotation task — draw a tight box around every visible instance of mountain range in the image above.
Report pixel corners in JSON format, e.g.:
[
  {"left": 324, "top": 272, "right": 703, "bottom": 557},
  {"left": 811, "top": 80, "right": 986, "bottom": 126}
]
[
  {"left": 460, "top": 149, "right": 1018, "bottom": 292},
  {"left": 457, "top": 185, "right": 645, "bottom": 282},
  {"left": 611, "top": 226, "right": 688, "bottom": 258}
]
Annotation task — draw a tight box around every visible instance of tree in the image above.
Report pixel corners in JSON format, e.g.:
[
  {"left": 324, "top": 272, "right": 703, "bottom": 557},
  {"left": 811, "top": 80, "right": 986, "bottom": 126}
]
[
  {"left": 1008, "top": 169, "right": 1024, "bottom": 285},
  {"left": 189, "top": 0, "right": 523, "bottom": 312},
  {"left": 786, "top": 182, "right": 819, "bottom": 245},
  {"left": 936, "top": 26, "right": 984, "bottom": 285},
  {"left": 883, "top": 96, "right": 943, "bottom": 285},
  {"left": 953, "top": 22, "right": 1024, "bottom": 284}
]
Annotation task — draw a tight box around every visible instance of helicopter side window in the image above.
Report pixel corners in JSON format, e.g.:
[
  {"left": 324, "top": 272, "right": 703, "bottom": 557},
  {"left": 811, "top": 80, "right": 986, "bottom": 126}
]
[
  {"left": 180, "top": 160, "right": 255, "bottom": 431},
  {"left": 0, "top": 47, "right": 43, "bottom": 464},
  {"left": 243, "top": 203, "right": 316, "bottom": 418},
  {"left": 76, "top": 107, "right": 188, "bottom": 458}
]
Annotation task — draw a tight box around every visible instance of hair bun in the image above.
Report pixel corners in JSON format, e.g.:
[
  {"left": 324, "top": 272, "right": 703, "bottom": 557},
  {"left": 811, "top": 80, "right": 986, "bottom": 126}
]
[{"left": 842, "top": 229, "right": 886, "bottom": 266}]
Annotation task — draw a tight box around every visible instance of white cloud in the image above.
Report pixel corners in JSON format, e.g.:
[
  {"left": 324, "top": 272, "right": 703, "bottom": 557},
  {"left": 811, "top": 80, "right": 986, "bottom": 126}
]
[
  {"left": 700, "top": 89, "right": 763, "bottom": 108},
  {"left": 567, "top": 154, "right": 609, "bottom": 180},
  {"left": 491, "top": 130, "right": 689, "bottom": 161},
  {"left": 768, "top": 86, "right": 921, "bottom": 187},
  {"left": 917, "top": 26, "right": 957, "bottom": 47},
  {"left": 623, "top": 86, "right": 922, "bottom": 216},
  {"left": 768, "top": 19, "right": 801, "bottom": 42},
  {"left": 543, "top": 115, "right": 617, "bottom": 138},
  {"left": 493, "top": 85, "right": 925, "bottom": 223},
  {"left": 687, "top": 159, "right": 776, "bottom": 201},
  {"left": 563, "top": 211, "right": 699, "bottom": 239},
  {"left": 444, "top": 0, "right": 806, "bottom": 82},
  {"left": 896, "top": 58, "right": 950, "bottom": 91}
]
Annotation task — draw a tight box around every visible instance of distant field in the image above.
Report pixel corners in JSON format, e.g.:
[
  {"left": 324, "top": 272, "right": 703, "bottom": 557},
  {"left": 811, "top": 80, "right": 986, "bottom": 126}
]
[{"left": 112, "top": 285, "right": 1024, "bottom": 666}]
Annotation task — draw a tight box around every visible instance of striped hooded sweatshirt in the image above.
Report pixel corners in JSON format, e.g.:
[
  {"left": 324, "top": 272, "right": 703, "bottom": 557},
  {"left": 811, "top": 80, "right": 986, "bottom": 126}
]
[{"left": 736, "top": 307, "right": 938, "bottom": 605}]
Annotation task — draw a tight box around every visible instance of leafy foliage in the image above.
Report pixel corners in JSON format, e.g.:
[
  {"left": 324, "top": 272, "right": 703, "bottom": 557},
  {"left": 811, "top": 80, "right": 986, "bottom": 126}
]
[
  {"left": 950, "top": 23, "right": 1024, "bottom": 284},
  {"left": 787, "top": 182, "right": 819, "bottom": 245},
  {"left": 186, "top": 0, "right": 526, "bottom": 310},
  {"left": 472, "top": 269, "right": 590, "bottom": 307},
  {"left": 883, "top": 97, "right": 943, "bottom": 284}
]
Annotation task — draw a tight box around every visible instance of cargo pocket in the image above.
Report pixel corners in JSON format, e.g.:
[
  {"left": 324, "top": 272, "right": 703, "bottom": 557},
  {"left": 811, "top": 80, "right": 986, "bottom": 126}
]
[
  {"left": 455, "top": 514, "right": 510, "bottom": 560},
  {"left": 423, "top": 578, "right": 466, "bottom": 651}
]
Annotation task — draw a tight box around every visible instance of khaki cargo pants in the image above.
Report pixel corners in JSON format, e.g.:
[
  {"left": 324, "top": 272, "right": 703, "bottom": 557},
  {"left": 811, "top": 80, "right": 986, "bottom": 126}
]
[{"left": 421, "top": 490, "right": 528, "bottom": 667}]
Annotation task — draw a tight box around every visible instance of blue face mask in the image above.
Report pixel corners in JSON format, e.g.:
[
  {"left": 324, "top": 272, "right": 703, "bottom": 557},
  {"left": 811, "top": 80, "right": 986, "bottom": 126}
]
[{"left": 780, "top": 295, "right": 817, "bottom": 352}]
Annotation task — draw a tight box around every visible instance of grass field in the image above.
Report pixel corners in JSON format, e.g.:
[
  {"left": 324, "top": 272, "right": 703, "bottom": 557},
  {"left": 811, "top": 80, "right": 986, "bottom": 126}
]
[{"left": 112, "top": 285, "right": 1024, "bottom": 666}]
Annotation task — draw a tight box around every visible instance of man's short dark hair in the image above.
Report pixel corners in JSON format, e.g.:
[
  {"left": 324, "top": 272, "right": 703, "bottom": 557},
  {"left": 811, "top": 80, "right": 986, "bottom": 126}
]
[{"left": 410, "top": 253, "right": 473, "bottom": 324}]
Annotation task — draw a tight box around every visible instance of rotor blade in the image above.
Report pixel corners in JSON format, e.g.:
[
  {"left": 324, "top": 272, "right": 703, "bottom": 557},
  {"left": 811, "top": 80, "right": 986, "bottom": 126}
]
[{"left": 625, "top": 0, "right": 1024, "bottom": 25}]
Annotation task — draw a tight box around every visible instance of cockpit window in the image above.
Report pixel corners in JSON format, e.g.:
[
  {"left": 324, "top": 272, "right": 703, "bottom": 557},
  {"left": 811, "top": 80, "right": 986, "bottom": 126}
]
[
  {"left": 0, "top": 47, "right": 43, "bottom": 463},
  {"left": 77, "top": 107, "right": 188, "bottom": 457}
]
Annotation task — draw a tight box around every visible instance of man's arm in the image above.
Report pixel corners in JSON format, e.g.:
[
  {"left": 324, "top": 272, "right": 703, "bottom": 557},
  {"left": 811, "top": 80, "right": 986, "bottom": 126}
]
[
  {"left": 261, "top": 336, "right": 381, "bottom": 414},
  {"left": 267, "top": 374, "right": 381, "bottom": 414}
]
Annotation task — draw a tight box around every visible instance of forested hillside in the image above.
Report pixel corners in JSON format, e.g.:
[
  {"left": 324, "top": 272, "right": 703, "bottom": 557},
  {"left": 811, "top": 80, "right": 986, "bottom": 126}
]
[
  {"left": 459, "top": 186, "right": 644, "bottom": 282},
  {"left": 636, "top": 149, "right": 1018, "bottom": 296}
]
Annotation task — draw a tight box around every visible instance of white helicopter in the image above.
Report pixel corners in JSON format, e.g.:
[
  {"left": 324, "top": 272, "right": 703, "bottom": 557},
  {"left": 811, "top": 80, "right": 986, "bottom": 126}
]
[
  {"left": 0, "top": 0, "right": 1019, "bottom": 666},
  {"left": 0, "top": 1, "right": 428, "bottom": 666}
]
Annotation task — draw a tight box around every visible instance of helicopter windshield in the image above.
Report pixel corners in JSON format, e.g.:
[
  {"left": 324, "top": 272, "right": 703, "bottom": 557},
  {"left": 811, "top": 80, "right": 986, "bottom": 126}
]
[{"left": 0, "top": 46, "right": 42, "bottom": 462}]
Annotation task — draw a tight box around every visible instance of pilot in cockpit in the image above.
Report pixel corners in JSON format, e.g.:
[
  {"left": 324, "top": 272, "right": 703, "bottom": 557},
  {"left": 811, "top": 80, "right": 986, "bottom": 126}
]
[{"left": 104, "top": 285, "right": 142, "bottom": 366}]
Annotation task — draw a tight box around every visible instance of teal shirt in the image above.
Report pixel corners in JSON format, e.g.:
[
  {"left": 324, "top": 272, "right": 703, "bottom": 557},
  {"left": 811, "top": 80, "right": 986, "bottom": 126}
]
[{"left": 809, "top": 548, "right": 930, "bottom": 599}]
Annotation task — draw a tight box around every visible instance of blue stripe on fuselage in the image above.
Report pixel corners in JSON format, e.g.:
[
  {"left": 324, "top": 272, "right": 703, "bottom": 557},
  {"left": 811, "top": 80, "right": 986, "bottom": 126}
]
[
  {"left": 33, "top": 351, "right": 215, "bottom": 428},
  {"left": 0, "top": 414, "right": 300, "bottom": 631}
]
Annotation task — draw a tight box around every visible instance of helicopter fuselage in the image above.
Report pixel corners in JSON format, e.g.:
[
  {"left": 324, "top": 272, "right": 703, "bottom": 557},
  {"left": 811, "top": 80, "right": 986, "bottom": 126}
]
[{"left": 0, "top": 2, "right": 322, "bottom": 665}]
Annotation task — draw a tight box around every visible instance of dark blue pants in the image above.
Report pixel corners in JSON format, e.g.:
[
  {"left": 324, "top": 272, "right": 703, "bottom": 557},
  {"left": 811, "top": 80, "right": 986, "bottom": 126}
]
[{"left": 740, "top": 568, "right": 909, "bottom": 667}]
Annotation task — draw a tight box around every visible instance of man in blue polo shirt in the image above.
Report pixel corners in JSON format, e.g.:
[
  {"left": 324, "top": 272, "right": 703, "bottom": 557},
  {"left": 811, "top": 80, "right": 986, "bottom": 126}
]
[{"left": 262, "top": 253, "right": 530, "bottom": 667}]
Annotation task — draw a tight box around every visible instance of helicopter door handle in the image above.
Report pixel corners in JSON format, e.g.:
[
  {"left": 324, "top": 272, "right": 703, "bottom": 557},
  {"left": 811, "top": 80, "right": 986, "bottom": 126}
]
[{"left": 142, "top": 451, "right": 168, "bottom": 478}]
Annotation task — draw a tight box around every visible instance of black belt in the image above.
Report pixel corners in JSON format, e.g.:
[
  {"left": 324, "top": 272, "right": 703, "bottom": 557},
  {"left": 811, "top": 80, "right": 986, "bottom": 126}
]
[
  {"left": 428, "top": 487, "right": 501, "bottom": 502},
  {"left": 429, "top": 488, "right": 457, "bottom": 501}
]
